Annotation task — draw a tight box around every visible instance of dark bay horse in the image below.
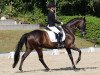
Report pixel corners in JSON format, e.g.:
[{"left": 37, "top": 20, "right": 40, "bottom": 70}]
[{"left": 12, "top": 17, "right": 86, "bottom": 72}]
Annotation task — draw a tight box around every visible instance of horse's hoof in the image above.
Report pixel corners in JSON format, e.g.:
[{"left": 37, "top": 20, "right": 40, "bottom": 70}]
[
  {"left": 45, "top": 68, "right": 50, "bottom": 72},
  {"left": 76, "top": 59, "right": 80, "bottom": 64},
  {"left": 20, "top": 70, "right": 23, "bottom": 72},
  {"left": 76, "top": 61, "right": 78, "bottom": 64},
  {"left": 19, "top": 68, "right": 23, "bottom": 72},
  {"left": 76, "top": 57, "right": 81, "bottom": 64},
  {"left": 12, "top": 63, "right": 16, "bottom": 68},
  {"left": 73, "top": 66, "right": 77, "bottom": 69},
  {"left": 12, "top": 65, "right": 15, "bottom": 68},
  {"left": 74, "top": 67, "right": 80, "bottom": 71},
  {"left": 48, "top": 69, "right": 52, "bottom": 72}
]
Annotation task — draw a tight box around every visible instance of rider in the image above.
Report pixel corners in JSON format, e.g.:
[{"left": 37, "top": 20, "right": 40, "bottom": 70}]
[{"left": 47, "top": 3, "right": 63, "bottom": 47}]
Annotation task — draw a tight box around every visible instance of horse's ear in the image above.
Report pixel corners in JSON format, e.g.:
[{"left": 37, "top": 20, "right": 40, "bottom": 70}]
[
  {"left": 83, "top": 17, "right": 86, "bottom": 22},
  {"left": 83, "top": 17, "right": 85, "bottom": 19}
]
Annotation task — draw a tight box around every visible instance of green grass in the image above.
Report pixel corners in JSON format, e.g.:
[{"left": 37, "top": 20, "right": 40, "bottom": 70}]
[
  {"left": 75, "top": 36, "right": 94, "bottom": 48},
  {"left": 0, "top": 30, "right": 94, "bottom": 53},
  {"left": 0, "top": 30, "right": 31, "bottom": 53}
]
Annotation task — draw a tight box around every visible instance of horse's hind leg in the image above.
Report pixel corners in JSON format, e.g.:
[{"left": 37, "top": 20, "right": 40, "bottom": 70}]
[
  {"left": 66, "top": 48, "right": 76, "bottom": 69},
  {"left": 19, "top": 49, "right": 32, "bottom": 72},
  {"left": 35, "top": 47, "right": 50, "bottom": 71}
]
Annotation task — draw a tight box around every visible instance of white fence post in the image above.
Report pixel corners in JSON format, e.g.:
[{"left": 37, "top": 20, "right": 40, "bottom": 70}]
[
  {"left": 51, "top": 49, "right": 59, "bottom": 55},
  {"left": 88, "top": 47, "right": 95, "bottom": 52},
  {"left": 8, "top": 52, "right": 15, "bottom": 58}
]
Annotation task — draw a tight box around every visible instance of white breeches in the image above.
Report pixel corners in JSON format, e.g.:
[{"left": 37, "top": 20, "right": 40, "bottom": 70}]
[{"left": 47, "top": 26, "right": 60, "bottom": 34}]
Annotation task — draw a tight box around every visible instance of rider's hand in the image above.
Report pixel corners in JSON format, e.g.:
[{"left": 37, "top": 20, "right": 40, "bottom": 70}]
[{"left": 61, "top": 22, "right": 63, "bottom": 25}]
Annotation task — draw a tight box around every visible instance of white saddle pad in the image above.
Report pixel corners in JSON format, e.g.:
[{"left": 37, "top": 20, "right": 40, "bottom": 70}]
[{"left": 46, "top": 30, "right": 65, "bottom": 42}]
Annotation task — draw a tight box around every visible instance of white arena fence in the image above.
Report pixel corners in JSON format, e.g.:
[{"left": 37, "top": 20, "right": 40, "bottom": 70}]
[
  {"left": 0, "top": 24, "right": 39, "bottom": 30},
  {"left": 0, "top": 47, "right": 100, "bottom": 58},
  {"left": 0, "top": 19, "right": 40, "bottom": 30}
]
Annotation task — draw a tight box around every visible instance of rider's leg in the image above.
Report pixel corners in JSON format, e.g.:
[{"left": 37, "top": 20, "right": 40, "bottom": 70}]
[
  {"left": 56, "top": 26, "right": 63, "bottom": 43},
  {"left": 55, "top": 26, "right": 63, "bottom": 46},
  {"left": 57, "top": 32, "right": 64, "bottom": 47},
  {"left": 47, "top": 26, "right": 64, "bottom": 47}
]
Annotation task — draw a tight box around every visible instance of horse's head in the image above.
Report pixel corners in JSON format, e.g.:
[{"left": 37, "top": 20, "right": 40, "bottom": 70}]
[
  {"left": 77, "top": 17, "right": 86, "bottom": 36},
  {"left": 62, "top": 17, "right": 86, "bottom": 36}
]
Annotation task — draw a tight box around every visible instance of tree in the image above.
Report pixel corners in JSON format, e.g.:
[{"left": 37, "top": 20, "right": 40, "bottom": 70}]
[{"left": 0, "top": 0, "right": 7, "bottom": 14}]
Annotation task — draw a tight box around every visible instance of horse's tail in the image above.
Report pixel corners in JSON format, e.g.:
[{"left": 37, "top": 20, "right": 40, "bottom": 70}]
[{"left": 12, "top": 33, "right": 28, "bottom": 68}]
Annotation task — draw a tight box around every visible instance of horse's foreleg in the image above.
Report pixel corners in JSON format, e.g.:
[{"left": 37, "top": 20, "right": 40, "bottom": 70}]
[
  {"left": 36, "top": 48, "right": 50, "bottom": 71},
  {"left": 19, "top": 49, "right": 32, "bottom": 72},
  {"left": 71, "top": 45, "right": 81, "bottom": 64},
  {"left": 66, "top": 48, "right": 76, "bottom": 69}
]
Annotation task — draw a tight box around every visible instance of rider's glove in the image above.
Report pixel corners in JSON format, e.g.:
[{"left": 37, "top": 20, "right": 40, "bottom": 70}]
[{"left": 61, "top": 22, "right": 63, "bottom": 25}]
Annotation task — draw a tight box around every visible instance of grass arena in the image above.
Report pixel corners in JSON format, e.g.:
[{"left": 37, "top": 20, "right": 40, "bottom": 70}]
[{"left": 0, "top": 49, "right": 100, "bottom": 75}]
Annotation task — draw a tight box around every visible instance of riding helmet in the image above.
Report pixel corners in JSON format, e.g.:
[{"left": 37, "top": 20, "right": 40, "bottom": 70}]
[{"left": 47, "top": 3, "right": 56, "bottom": 8}]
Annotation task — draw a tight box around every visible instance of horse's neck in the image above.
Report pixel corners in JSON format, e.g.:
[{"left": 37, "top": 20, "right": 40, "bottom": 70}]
[
  {"left": 68, "top": 27, "right": 75, "bottom": 35},
  {"left": 67, "top": 21, "right": 80, "bottom": 33},
  {"left": 63, "top": 19, "right": 83, "bottom": 34},
  {"left": 63, "top": 26, "right": 74, "bottom": 35},
  {"left": 71, "top": 25, "right": 78, "bottom": 33},
  {"left": 64, "top": 25, "right": 77, "bottom": 34}
]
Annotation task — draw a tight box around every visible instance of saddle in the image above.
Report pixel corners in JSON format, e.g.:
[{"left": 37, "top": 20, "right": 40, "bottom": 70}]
[{"left": 45, "top": 27, "right": 65, "bottom": 43}]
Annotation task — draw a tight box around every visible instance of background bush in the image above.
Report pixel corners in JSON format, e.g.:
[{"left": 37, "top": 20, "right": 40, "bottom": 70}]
[{"left": 59, "top": 16, "right": 100, "bottom": 45}]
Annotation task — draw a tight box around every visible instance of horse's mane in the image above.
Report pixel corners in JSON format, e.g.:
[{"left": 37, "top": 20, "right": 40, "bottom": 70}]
[{"left": 64, "top": 17, "right": 84, "bottom": 25}]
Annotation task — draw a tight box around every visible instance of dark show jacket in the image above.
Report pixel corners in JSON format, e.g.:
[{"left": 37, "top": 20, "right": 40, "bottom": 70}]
[{"left": 47, "top": 11, "right": 61, "bottom": 26}]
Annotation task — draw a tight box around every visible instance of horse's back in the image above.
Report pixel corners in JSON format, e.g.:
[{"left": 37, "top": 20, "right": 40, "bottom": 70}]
[
  {"left": 28, "top": 29, "right": 48, "bottom": 40},
  {"left": 29, "top": 29, "right": 47, "bottom": 36}
]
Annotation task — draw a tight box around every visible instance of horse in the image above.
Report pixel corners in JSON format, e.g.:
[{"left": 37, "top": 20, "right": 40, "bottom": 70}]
[{"left": 12, "top": 17, "right": 86, "bottom": 72}]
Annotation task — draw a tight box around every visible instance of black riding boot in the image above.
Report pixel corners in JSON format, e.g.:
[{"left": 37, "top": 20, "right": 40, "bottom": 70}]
[{"left": 56, "top": 32, "right": 64, "bottom": 48}]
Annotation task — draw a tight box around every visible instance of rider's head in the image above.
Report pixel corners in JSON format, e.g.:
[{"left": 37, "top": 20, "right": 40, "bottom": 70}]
[{"left": 47, "top": 3, "right": 56, "bottom": 12}]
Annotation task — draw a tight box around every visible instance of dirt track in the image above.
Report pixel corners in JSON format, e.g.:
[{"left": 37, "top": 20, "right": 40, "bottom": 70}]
[{"left": 0, "top": 50, "right": 100, "bottom": 75}]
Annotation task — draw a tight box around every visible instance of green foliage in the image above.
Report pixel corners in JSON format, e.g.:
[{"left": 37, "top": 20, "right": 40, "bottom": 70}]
[
  {"left": 16, "top": 12, "right": 33, "bottom": 24},
  {"left": 1, "top": 0, "right": 100, "bottom": 17},
  {"left": 15, "top": 7, "right": 46, "bottom": 24},
  {"left": 84, "top": 16, "right": 100, "bottom": 44},
  {"left": 32, "top": 7, "right": 46, "bottom": 24},
  {"left": 59, "top": 16, "right": 82, "bottom": 23}
]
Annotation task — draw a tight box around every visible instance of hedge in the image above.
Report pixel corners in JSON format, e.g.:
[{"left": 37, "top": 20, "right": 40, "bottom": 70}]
[{"left": 58, "top": 16, "right": 100, "bottom": 45}]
